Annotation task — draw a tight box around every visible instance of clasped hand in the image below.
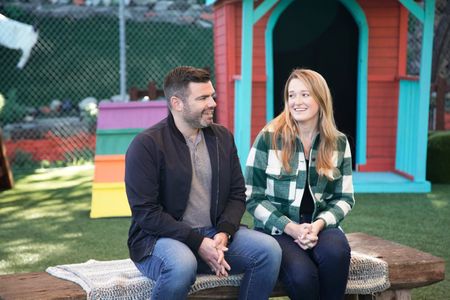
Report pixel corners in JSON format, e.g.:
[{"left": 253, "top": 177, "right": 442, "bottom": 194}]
[
  {"left": 285, "top": 222, "right": 319, "bottom": 250},
  {"left": 198, "top": 233, "right": 231, "bottom": 277}
]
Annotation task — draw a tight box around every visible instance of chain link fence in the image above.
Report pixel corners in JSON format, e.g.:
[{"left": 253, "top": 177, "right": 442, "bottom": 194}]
[
  {"left": 429, "top": 0, "right": 450, "bottom": 130},
  {"left": 0, "top": 0, "right": 214, "bottom": 172}
]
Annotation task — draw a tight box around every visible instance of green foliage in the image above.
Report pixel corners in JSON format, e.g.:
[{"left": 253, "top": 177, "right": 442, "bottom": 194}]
[
  {"left": 427, "top": 131, "right": 450, "bottom": 183},
  {"left": 63, "top": 147, "right": 95, "bottom": 165},
  {"left": 11, "top": 150, "right": 40, "bottom": 172},
  {"left": 0, "top": 89, "right": 28, "bottom": 125},
  {"left": 0, "top": 5, "right": 26, "bottom": 19}
]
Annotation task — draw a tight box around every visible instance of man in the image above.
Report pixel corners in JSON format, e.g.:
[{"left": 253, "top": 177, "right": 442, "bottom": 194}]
[{"left": 125, "top": 66, "right": 281, "bottom": 300}]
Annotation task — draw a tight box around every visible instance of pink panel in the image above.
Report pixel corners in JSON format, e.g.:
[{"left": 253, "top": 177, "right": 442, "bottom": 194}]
[{"left": 97, "top": 101, "right": 168, "bottom": 130}]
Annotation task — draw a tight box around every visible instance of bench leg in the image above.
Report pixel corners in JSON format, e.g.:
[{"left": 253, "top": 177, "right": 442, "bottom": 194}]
[
  {"left": 375, "top": 290, "right": 411, "bottom": 300},
  {"left": 344, "top": 290, "right": 411, "bottom": 300}
]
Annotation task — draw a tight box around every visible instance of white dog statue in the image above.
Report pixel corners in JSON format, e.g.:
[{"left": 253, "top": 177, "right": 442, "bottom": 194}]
[{"left": 0, "top": 13, "right": 39, "bottom": 69}]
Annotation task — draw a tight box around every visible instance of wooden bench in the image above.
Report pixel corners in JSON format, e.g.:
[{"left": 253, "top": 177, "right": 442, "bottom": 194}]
[{"left": 0, "top": 233, "right": 445, "bottom": 300}]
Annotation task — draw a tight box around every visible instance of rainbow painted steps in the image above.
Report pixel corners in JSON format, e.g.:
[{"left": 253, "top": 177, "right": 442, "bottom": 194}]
[{"left": 91, "top": 101, "right": 168, "bottom": 218}]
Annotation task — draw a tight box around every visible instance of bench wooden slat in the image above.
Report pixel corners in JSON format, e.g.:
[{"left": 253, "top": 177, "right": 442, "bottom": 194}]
[
  {"left": 0, "top": 272, "right": 85, "bottom": 300},
  {"left": 347, "top": 232, "right": 445, "bottom": 289}
]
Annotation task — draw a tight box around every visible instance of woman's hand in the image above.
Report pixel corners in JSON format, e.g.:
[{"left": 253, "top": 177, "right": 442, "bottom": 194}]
[
  {"left": 295, "top": 219, "right": 326, "bottom": 249},
  {"left": 285, "top": 219, "right": 325, "bottom": 250},
  {"left": 284, "top": 222, "right": 311, "bottom": 240}
]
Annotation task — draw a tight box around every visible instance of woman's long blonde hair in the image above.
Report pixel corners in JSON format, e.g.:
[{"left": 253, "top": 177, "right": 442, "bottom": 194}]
[{"left": 269, "top": 69, "right": 340, "bottom": 179}]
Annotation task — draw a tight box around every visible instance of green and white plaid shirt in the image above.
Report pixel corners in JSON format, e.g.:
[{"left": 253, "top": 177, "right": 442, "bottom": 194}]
[{"left": 245, "top": 128, "right": 355, "bottom": 235}]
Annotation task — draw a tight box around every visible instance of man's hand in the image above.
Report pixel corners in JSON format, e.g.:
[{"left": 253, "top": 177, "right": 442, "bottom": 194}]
[
  {"left": 198, "top": 237, "right": 230, "bottom": 277},
  {"left": 213, "top": 232, "right": 231, "bottom": 274}
]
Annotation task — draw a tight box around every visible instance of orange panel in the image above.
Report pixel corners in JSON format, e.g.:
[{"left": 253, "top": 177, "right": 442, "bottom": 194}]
[{"left": 94, "top": 155, "right": 125, "bottom": 183}]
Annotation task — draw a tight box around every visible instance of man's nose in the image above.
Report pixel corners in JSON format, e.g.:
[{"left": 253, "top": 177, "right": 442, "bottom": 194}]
[{"left": 207, "top": 96, "right": 216, "bottom": 107}]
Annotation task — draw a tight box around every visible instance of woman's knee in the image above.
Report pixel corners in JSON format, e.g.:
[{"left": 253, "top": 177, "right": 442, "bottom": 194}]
[{"left": 315, "top": 229, "right": 351, "bottom": 264}]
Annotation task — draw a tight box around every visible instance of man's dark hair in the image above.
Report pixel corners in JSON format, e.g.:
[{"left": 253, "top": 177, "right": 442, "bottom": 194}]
[{"left": 163, "top": 66, "right": 210, "bottom": 107}]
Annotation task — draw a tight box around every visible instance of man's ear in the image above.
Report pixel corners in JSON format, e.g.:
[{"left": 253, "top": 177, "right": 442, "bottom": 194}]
[{"left": 170, "top": 96, "right": 183, "bottom": 112}]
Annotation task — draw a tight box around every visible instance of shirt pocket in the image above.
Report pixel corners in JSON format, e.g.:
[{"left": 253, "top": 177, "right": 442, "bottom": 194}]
[{"left": 265, "top": 166, "right": 298, "bottom": 202}]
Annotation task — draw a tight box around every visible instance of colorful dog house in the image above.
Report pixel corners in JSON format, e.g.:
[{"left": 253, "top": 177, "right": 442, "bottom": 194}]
[
  {"left": 90, "top": 101, "right": 168, "bottom": 218},
  {"left": 208, "top": 0, "right": 435, "bottom": 193}
]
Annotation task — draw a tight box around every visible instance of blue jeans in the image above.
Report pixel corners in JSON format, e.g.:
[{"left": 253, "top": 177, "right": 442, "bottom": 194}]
[
  {"left": 134, "top": 226, "right": 282, "bottom": 300},
  {"left": 271, "top": 216, "right": 351, "bottom": 300}
]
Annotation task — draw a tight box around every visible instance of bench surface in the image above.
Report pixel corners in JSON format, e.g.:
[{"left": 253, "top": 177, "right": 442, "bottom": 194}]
[{"left": 0, "top": 232, "right": 445, "bottom": 300}]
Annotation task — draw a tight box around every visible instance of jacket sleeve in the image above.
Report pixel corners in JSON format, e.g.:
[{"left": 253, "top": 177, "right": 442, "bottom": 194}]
[
  {"left": 315, "top": 136, "right": 355, "bottom": 228},
  {"left": 245, "top": 131, "right": 292, "bottom": 234},
  {"left": 125, "top": 134, "right": 204, "bottom": 252},
  {"left": 216, "top": 131, "right": 246, "bottom": 238}
]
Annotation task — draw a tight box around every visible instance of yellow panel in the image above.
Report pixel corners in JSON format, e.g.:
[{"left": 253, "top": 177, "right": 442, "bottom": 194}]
[{"left": 90, "top": 182, "right": 131, "bottom": 218}]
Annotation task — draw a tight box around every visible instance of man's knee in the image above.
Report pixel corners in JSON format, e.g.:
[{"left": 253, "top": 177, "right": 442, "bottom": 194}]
[
  {"left": 162, "top": 252, "right": 197, "bottom": 284},
  {"left": 239, "top": 228, "right": 282, "bottom": 266}
]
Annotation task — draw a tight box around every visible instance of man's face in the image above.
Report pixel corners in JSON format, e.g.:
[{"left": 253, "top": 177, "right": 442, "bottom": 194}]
[{"left": 182, "top": 81, "right": 216, "bottom": 129}]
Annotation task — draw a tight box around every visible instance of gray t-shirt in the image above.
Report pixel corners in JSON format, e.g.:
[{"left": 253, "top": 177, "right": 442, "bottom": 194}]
[{"left": 181, "top": 130, "right": 212, "bottom": 228}]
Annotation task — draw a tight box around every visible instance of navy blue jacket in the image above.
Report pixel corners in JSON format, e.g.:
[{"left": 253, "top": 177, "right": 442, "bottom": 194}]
[{"left": 125, "top": 113, "right": 246, "bottom": 262}]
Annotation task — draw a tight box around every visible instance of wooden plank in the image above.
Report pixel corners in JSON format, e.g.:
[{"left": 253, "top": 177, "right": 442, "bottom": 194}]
[
  {"left": 0, "top": 272, "right": 85, "bottom": 300},
  {"left": 347, "top": 233, "right": 445, "bottom": 290}
]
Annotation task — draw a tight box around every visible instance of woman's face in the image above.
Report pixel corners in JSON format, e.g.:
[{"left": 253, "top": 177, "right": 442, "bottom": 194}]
[{"left": 287, "top": 78, "right": 320, "bottom": 126}]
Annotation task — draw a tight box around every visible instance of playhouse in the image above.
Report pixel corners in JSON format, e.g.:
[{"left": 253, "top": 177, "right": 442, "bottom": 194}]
[
  {"left": 90, "top": 0, "right": 436, "bottom": 218},
  {"left": 209, "top": 0, "right": 435, "bottom": 193}
]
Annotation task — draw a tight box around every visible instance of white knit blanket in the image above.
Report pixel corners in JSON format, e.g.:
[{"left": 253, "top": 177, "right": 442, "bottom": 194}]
[{"left": 46, "top": 251, "right": 390, "bottom": 299}]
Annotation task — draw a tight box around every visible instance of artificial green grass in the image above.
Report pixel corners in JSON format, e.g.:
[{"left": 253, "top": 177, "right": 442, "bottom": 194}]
[
  {"left": 0, "top": 166, "right": 129, "bottom": 273},
  {"left": 1, "top": 167, "right": 449, "bottom": 299}
]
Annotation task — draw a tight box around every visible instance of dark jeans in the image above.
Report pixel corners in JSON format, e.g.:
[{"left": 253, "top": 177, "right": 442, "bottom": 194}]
[{"left": 270, "top": 217, "right": 351, "bottom": 300}]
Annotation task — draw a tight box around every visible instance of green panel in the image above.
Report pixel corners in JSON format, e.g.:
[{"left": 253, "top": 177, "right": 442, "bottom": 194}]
[
  {"left": 235, "top": 0, "right": 254, "bottom": 171},
  {"left": 253, "top": 0, "right": 278, "bottom": 24},
  {"left": 95, "top": 128, "right": 143, "bottom": 155},
  {"left": 265, "top": 0, "right": 294, "bottom": 123},
  {"left": 353, "top": 171, "right": 431, "bottom": 193},
  {"left": 398, "top": 0, "right": 425, "bottom": 22},
  {"left": 416, "top": 0, "right": 435, "bottom": 181},
  {"left": 338, "top": 0, "right": 369, "bottom": 165},
  {"left": 396, "top": 80, "right": 420, "bottom": 178}
]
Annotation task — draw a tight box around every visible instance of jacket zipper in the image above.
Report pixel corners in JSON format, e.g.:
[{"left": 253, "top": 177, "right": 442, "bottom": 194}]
[{"left": 308, "top": 134, "right": 319, "bottom": 221}]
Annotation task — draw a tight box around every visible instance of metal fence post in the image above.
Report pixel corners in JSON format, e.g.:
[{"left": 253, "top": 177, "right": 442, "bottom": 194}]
[{"left": 119, "top": 0, "right": 127, "bottom": 101}]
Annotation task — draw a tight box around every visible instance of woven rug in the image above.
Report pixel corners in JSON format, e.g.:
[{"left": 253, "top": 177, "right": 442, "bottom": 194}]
[{"left": 46, "top": 251, "right": 390, "bottom": 299}]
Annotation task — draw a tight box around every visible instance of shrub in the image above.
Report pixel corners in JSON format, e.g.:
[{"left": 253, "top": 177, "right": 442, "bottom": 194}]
[
  {"left": 426, "top": 131, "right": 450, "bottom": 183},
  {"left": 0, "top": 89, "right": 27, "bottom": 125}
]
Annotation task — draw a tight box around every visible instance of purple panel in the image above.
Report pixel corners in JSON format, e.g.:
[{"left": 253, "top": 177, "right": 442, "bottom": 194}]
[{"left": 97, "top": 101, "right": 169, "bottom": 129}]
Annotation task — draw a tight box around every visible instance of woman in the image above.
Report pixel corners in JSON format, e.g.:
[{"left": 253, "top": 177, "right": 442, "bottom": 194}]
[{"left": 245, "top": 69, "right": 355, "bottom": 300}]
